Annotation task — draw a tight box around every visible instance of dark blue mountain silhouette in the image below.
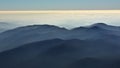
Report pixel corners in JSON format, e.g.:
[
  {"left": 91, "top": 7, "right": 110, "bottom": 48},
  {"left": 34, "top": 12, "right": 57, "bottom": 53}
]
[
  {"left": 0, "top": 23, "right": 120, "bottom": 52},
  {"left": 0, "top": 23, "right": 120, "bottom": 68},
  {"left": 0, "top": 39, "right": 120, "bottom": 68}
]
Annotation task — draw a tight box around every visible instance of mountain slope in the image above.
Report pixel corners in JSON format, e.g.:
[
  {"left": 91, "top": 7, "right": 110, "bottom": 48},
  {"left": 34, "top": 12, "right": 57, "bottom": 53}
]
[
  {"left": 0, "top": 39, "right": 120, "bottom": 68},
  {"left": 0, "top": 23, "right": 120, "bottom": 52},
  {"left": 0, "top": 25, "right": 68, "bottom": 52}
]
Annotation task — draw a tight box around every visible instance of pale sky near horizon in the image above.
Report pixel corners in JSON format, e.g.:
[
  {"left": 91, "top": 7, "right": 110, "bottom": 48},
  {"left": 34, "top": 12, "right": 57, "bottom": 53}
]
[
  {"left": 0, "top": 0, "right": 120, "bottom": 10},
  {"left": 0, "top": 10, "right": 120, "bottom": 29},
  {"left": 0, "top": 0, "right": 120, "bottom": 29}
]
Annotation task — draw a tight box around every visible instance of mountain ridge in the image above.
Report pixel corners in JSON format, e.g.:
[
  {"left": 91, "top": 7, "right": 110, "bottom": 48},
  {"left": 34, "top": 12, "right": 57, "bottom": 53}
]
[
  {"left": 0, "top": 23, "right": 120, "bottom": 68},
  {"left": 1, "top": 23, "right": 120, "bottom": 32},
  {"left": 0, "top": 23, "right": 120, "bottom": 52}
]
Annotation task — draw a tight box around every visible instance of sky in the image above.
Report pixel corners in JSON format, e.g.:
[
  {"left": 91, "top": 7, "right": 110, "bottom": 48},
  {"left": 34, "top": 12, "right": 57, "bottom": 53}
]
[
  {"left": 0, "top": 0, "right": 120, "bottom": 29},
  {"left": 0, "top": 0, "right": 120, "bottom": 10},
  {"left": 0, "top": 10, "right": 120, "bottom": 29}
]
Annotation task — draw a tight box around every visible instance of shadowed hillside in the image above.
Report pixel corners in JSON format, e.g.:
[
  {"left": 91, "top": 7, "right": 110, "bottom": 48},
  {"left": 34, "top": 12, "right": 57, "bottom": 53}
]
[
  {"left": 0, "top": 23, "right": 120, "bottom": 52},
  {"left": 0, "top": 39, "right": 120, "bottom": 68}
]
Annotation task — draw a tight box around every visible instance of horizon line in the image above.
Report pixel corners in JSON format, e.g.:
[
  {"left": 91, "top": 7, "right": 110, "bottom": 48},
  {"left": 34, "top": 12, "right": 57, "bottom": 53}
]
[{"left": 0, "top": 10, "right": 120, "bottom": 14}]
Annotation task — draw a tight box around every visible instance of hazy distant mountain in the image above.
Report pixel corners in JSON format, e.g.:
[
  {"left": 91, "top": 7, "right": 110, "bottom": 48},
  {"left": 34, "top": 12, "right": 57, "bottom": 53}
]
[
  {"left": 0, "top": 23, "right": 120, "bottom": 52},
  {"left": 0, "top": 25, "right": 68, "bottom": 52},
  {"left": 0, "top": 39, "right": 120, "bottom": 68},
  {"left": 0, "top": 22, "right": 18, "bottom": 33},
  {"left": 0, "top": 23, "right": 120, "bottom": 68}
]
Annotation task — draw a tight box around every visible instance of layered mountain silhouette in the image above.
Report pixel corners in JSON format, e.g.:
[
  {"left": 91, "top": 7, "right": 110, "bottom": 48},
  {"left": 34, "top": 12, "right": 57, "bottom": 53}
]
[
  {"left": 0, "top": 39, "right": 120, "bottom": 68},
  {"left": 0, "top": 23, "right": 120, "bottom": 68},
  {"left": 0, "top": 23, "right": 120, "bottom": 52}
]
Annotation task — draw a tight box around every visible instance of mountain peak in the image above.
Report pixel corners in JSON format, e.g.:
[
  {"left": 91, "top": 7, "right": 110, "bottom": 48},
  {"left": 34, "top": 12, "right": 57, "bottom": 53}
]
[
  {"left": 89, "top": 23, "right": 120, "bottom": 31},
  {"left": 87, "top": 23, "right": 112, "bottom": 30},
  {"left": 91, "top": 23, "right": 108, "bottom": 27},
  {"left": 13, "top": 24, "right": 67, "bottom": 31},
  {"left": 24, "top": 24, "right": 59, "bottom": 29},
  {"left": 72, "top": 23, "right": 108, "bottom": 30}
]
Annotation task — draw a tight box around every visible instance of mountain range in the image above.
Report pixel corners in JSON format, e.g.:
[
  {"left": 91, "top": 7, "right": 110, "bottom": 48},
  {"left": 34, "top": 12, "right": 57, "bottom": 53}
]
[
  {"left": 0, "top": 23, "right": 120, "bottom": 52},
  {"left": 0, "top": 23, "right": 120, "bottom": 68}
]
